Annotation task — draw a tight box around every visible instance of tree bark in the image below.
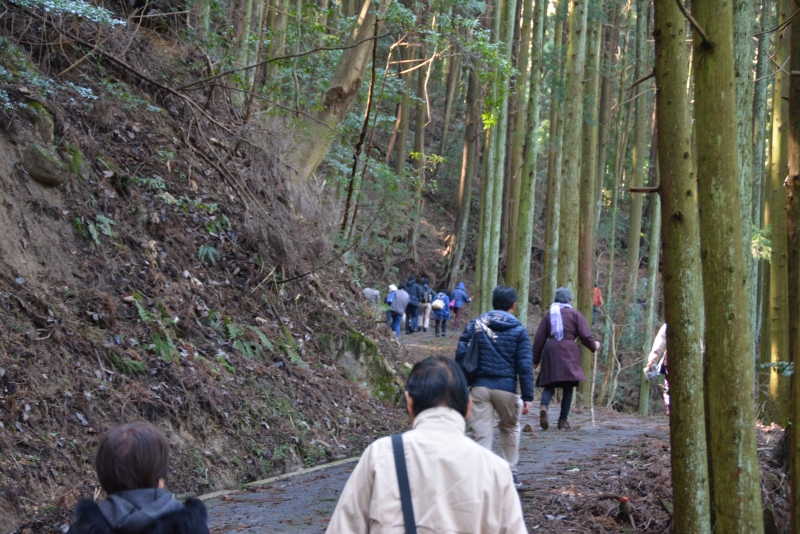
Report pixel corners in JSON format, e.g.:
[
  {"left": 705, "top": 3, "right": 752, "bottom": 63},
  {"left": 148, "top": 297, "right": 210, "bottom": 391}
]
[
  {"left": 542, "top": 0, "right": 568, "bottom": 306},
  {"left": 449, "top": 70, "right": 482, "bottom": 289},
  {"left": 653, "top": 0, "right": 712, "bottom": 529},
  {"left": 765, "top": 0, "right": 792, "bottom": 426},
  {"left": 282, "top": 0, "right": 391, "bottom": 195},
  {"left": 693, "top": 0, "right": 765, "bottom": 529},
  {"left": 438, "top": 51, "right": 462, "bottom": 157},
  {"left": 556, "top": 0, "right": 590, "bottom": 294},
  {"left": 638, "top": 185, "right": 660, "bottom": 415},
  {"left": 395, "top": 45, "right": 412, "bottom": 178},
  {"left": 623, "top": 0, "right": 649, "bottom": 306},
  {"left": 510, "top": 0, "right": 546, "bottom": 322},
  {"left": 577, "top": 0, "right": 603, "bottom": 403},
  {"left": 410, "top": 9, "right": 430, "bottom": 264}
]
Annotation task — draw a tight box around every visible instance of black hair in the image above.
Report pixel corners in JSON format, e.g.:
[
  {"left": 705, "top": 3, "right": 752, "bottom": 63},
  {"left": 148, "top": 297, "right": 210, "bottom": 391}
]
[
  {"left": 420, "top": 277, "right": 429, "bottom": 286},
  {"left": 398, "top": 283, "right": 406, "bottom": 290},
  {"left": 406, "top": 356, "right": 469, "bottom": 417},
  {"left": 492, "top": 285, "right": 518, "bottom": 311}
]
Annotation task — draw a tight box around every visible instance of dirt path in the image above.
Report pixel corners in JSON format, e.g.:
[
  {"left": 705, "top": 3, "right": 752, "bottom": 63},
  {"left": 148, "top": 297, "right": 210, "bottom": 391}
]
[{"left": 205, "top": 329, "right": 667, "bottom": 533}]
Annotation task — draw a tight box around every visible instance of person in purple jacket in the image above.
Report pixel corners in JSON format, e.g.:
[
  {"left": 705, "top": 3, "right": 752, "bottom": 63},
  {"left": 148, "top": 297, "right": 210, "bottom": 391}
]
[{"left": 449, "top": 282, "right": 471, "bottom": 329}]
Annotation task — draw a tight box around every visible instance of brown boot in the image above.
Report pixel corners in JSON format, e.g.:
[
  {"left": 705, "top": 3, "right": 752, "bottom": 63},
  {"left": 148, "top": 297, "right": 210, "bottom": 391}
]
[
  {"left": 557, "top": 419, "right": 570, "bottom": 430},
  {"left": 539, "top": 406, "right": 549, "bottom": 430}
]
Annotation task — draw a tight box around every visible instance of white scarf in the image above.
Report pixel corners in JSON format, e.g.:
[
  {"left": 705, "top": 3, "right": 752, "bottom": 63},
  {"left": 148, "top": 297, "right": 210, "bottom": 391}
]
[{"left": 549, "top": 303, "right": 572, "bottom": 341}]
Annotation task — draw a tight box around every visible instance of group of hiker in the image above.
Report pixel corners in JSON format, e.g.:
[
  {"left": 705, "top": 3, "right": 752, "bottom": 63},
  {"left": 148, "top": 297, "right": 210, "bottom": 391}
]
[{"left": 370, "top": 276, "right": 471, "bottom": 339}]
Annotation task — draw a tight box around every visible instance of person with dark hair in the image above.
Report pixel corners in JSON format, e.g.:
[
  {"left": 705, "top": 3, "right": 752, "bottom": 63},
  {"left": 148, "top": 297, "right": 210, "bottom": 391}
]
[
  {"left": 327, "top": 356, "right": 526, "bottom": 533},
  {"left": 390, "top": 283, "right": 409, "bottom": 338},
  {"left": 449, "top": 282, "right": 471, "bottom": 328},
  {"left": 404, "top": 275, "right": 422, "bottom": 334},
  {"left": 67, "top": 421, "right": 210, "bottom": 534},
  {"left": 455, "top": 285, "right": 533, "bottom": 486},
  {"left": 532, "top": 287, "right": 600, "bottom": 430},
  {"left": 431, "top": 289, "right": 451, "bottom": 337},
  {"left": 418, "top": 278, "right": 436, "bottom": 333}
]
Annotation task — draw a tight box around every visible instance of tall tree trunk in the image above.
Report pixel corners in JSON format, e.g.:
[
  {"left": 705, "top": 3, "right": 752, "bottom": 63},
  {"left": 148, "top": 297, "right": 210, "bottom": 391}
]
[
  {"left": 542, "top": 0, "right": 568, "bottom": 306},
  {"left": 438, "top": 51, "right": 462, "bottom": 157},
  {"left": 653, "top": 1, "right": 712, "bottom": 529},
  {"left": 507, "top": 0, "right": 535, "bottom": 268},
  {"left": 693, "top": 0, "right": 765, "bottom": 530},
  {"left": 395, "top": 46, "right": 412, "bottom": 178},
  {"left": 556, "top": 0, "right": 590, "bottom": 293},
  {"left": 409, "top": 7, "right": 430, "bottom": 264},
  {"left": 638, "top": 185, "right": 660, "bottom": 415},
  {"left": 577, "top": 0, "right": 603, "bottom": 403},
  {"left": 510, "top": 0, "right": 546, "bottom": 321},
  {"left": 264, "top": 0, "right": 288, "bottom": 80},
  {"left": 449, "top": 71, "right": 482, "bottom": 289},
  {"left": 765, "top": 0, "right": 792, "bottom": 426},
  {"left": 282, "top": 0, "right": 391, "bottom": 193},
  {"left": 623, "top": 0, "right": 649, "bottom": 305}
]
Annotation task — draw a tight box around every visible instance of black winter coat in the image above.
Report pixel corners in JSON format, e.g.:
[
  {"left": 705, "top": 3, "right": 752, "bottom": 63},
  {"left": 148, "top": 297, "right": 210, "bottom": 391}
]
[
  {"left": 455, "top": 310, "right": 534, "bottom": 401},
  {"left": 405, "top": 280, "right": 421, "bottom": 307},
  {"left": 66, "top": 498, "right": 210, "bottom": 534}
]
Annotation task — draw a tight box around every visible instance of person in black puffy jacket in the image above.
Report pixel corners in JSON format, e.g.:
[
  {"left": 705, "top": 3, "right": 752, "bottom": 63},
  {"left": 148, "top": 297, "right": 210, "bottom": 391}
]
[
  {"left": 67, "top": 421, "right": 210, "bottom": 534},
  {"left": 455, "top": 286, "right": 533, "bottom": 485},
  {"left": 404, "top": 275, "right": 422, "bottom": 334}
]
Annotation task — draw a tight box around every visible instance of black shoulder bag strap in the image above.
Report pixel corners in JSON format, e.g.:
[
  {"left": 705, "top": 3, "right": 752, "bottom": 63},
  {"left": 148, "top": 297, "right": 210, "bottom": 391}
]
[{"left": 391, "top": 434, "right": 417, "bottom": 534}]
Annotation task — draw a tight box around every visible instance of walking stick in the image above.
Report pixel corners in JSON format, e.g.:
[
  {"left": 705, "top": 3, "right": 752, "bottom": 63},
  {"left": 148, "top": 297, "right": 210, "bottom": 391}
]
[{"left": 589, "top": 351, "right": 597, "bottom": 426}]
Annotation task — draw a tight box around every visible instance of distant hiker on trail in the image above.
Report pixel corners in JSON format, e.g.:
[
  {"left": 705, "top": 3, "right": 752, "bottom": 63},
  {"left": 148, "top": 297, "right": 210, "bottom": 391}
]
[
  {"left": 592, "top": 284, "right": 603, "bottom": 324},
  {"left": 326, "top": 356, "right": 527, "bottom": 534},
  {"left": 431, "top": 290, "right": 450, "bottom": 337},
  {"left": 533, "top": 287, "right": 600, "bottom": 431},
  {"left": 405, "top": 275, "right": 422, "bottom": 334},
  {"left": 66, "top": 421, "right": 210, "bottom": 534},
  {"left": 390, "top": 284, "right": 410, "bottom": 339},
  {"left": 450, "top": 282, "right": 471, "bottom": 328},
  {"left": 646, "top": 323, "right": 670, "bottom": 414},
  {"left": 363, "top": 282, "right": 381, "bottom": 306},
  {"left": 456, "top": 286, "right": 533, "bottom": 486},
  {"left": 419, "top": 278, "right": 436, "bottom": 333},
  {"left": 384, "top": 284, "right": 398, "bottom": 327}
]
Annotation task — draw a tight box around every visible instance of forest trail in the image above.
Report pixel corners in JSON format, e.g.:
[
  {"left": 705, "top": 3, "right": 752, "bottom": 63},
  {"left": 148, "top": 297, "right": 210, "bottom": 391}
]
[{"left": 205, "top": 329, "right": 668, "bottom": 533}]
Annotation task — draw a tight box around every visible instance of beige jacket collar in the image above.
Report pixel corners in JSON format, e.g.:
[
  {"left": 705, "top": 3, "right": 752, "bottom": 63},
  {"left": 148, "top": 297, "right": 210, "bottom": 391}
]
[{"left": 411, "top": 406, "right": 466, "bottom": 434}]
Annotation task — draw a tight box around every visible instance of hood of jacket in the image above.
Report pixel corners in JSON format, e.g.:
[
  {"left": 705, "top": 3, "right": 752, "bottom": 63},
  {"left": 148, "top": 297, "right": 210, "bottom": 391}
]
[
  {"left": 456, "top": 282, "right": 466, "bottom": 291},
  {"left": 98, "top": 488, "right": 183, "bottom": 534},
  {"left": 480, "top": 310, "right": 522, "bottom": 332}
]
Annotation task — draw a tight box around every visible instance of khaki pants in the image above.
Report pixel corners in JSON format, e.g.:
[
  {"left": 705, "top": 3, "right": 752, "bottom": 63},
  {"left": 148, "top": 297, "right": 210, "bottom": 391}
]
[
  {"left": 468, "top": 386, "right": 522, "bottom": 471},
  {"left": 420, "top": 303, "right": 433, "bottom": 329}
]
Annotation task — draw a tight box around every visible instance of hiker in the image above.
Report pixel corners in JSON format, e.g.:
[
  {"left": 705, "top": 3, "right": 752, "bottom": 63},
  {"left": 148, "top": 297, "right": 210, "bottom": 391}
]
[
  {"left": 455, "top": 286, "right": 533, "bottom": 484},
  {"left": 431, "top": 290, "right": 450, "bottom": 337},
  {"left": 390, "top": 284, "right": 410, "bottom": 339},
  {"left": 66, "top": 421, "right": 210, "bottom": 534},
  {"left": 592, "top": 284, "right": 603, "bottom": 324},
  {"left": 532, "top": 287, "right": 600, "bottom": 431},
  {"left": 385, "top": 284, "right": 398, "bottom": 327},
  {"left": 646, "top": 323, "right": 669, "bottom": 414},
  {"left": 326, "top": 356, "right": 527, "bottom": 534},
  {"left": 419, "top": 278, "right": 436, "bottom": 333},
  {"left": 363, "top": 282, "right": 381, "bottom": 306},
  {"left": 450, "top": 282, "right": 471, "bottom": 329},
  {"left": 405, "top": 275, "right": 422, "bottom": 334}
]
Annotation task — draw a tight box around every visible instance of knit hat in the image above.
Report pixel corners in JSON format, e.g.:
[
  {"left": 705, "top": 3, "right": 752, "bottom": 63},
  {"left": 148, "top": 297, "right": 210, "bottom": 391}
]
[{"left": 554, "top": 287, "right": 573, "bottom": 304}]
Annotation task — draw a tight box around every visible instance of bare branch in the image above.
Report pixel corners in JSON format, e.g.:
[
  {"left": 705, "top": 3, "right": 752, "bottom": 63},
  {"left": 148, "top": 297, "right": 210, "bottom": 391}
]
[{"left": 674, "top": 0, "right": 712, "bottom": 47}]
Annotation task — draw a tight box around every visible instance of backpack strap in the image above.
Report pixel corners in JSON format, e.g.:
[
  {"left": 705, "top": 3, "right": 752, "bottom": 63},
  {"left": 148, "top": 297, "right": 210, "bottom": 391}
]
[{"left": 391, "top": 434, "right": 417, "bottom": 534}]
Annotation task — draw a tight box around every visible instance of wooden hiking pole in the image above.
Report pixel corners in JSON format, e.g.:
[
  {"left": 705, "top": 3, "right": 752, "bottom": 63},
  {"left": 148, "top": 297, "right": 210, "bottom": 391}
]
[{"left": 590, "top": 350, "right": 598, "bottom": 425}]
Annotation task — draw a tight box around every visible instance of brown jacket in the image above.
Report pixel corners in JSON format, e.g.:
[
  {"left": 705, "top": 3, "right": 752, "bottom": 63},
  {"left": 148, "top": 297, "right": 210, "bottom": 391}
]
[
  {"left": 326, "top": 407, "right": 527, "bottom": 534},
  {"left": 532, "top": 307, "right": 595, "bottom": 387}
]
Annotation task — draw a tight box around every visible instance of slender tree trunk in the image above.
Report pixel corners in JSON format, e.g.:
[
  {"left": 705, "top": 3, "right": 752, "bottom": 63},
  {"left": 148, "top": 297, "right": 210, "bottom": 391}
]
[
  {"left": 556, "top": 0, "right": 590, "bottom": 293},
  {"left": 510, "top": 0, "right": 546, "bottom": 321},
  {"left": 449, "top": 71, "right": 482, "bottom": 289},
  {"left": 318, "top": 0, "right": 329, "bottom": 29},
  {"left": 577, "top": 0, "right": 603, "bottom": 402},
  {"left": 542, "top": 0, "right": 568, "bottom": 306},
  {"left": 409, "top": 6, "right": 430, "bottom": 264},
  {"left": 624, "top": 0, "right": 649, "bottom": 304},
  {"left": 265, "top": 0, "right": 288, "bottom": 80},
  {"left": 638, "top": 185, "right": 660, "bottom": 415},
  {"left": 438, "top": 52, "right": 462, "bottom": 157},
  {"left": 653, "top": 0, "right": 712, "bottom": 529},
  {"left": 765, "top": 0, "right": 792, "bottom": 426},
  {"left": 507, "top": 0, "right": 534, "bottom": 267},
  {"left": 395, "top": 45, "right": 412, "bottom": 178},
  {"left": 693, "top": 0, "right": 765, "bottom": 530}
]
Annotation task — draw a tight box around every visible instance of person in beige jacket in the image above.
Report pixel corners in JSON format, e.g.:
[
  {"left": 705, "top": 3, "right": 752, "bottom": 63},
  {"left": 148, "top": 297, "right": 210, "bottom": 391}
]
[{"left": 326, "top": 356, "right": 528, "bottom": 534}]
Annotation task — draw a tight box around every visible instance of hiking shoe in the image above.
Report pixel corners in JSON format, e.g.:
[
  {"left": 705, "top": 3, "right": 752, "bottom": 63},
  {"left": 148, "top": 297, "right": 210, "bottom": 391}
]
[
  {"left": 539, "top": 406, "right": 549, "bottom": 430},
  {"left": 513, "top": 474, "right": 522, "bottom": 488},
  {"left": 558, "top": 419, "right": 571, "bottom": 430}
]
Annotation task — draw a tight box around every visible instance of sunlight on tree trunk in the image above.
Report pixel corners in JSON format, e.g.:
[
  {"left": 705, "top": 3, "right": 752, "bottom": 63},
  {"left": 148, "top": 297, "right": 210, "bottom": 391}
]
[{"left": 693, "top": 0, "right": 764, "bottom": 529}]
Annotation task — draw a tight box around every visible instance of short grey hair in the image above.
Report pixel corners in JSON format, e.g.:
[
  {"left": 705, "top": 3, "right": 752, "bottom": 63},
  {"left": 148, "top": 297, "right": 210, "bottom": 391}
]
[{"left": 554, "top": 287, "right": 573, "bottom": 304}]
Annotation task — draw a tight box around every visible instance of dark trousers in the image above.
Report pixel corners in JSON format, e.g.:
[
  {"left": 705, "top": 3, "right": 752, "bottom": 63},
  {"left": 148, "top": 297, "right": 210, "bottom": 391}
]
[
  {"left": 391, "top": 312, "right": 403, "bottom": 338},
  {"left": 434, "top": 319, "right": 447, "bottom": 336},
  {"left": 405, "top": 304, "right": 419, "bottom": 333},
  {"left": 541, "top": 385, "right": 574, "bottom": 421},
  {"left": 386, "top": 309, "right": 393, "bottom": 327}
]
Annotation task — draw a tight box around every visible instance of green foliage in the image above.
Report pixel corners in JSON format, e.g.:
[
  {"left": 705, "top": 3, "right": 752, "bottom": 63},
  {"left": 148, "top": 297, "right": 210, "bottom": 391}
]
[
  {"left": 752, "top": 225, "right": 771, "bottom": 261},
  {"left": 760, "top": 362, "right": 794, "bottom": 377},
  {"left": 109, "top": 353, "right": 148, "bottom": 374},
  {"left": 131, "top": 291, "right": 177, "bottom": 362},
  {"left": 198, "top": 245, "right": 220, "bottom": 265},
  {"left": 9, "top": 0, "right": 125, "bottom": 25}
]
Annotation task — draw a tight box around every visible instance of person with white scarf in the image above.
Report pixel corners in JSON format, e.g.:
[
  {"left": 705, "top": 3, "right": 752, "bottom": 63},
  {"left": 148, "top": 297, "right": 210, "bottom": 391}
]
[{"left": 531, "top": 287, "right": 600, "bottom": 430}]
